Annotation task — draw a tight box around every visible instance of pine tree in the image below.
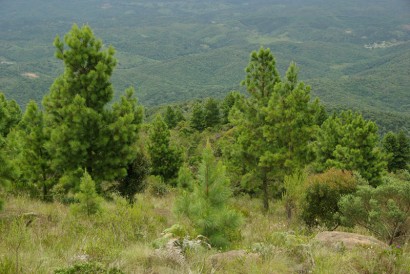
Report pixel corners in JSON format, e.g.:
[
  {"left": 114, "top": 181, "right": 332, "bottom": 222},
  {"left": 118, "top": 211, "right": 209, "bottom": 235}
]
[
  {"left": 190, "top": 102, "right": 205, "bottom": 131},
  {"left": 0, "top": 92, "right": 21, "bottom": 137},
  {"left": 383, "top": 131, "right": 410, "bottom": 172},
  {"left": 262, "top": 62, "right": 320, "bottom": 179},
  {"left": 175, "top": 142, "right": 242, "bottom": 248},
  {"left": 174, "top": 107, "right": 185, "bottom": 124},
  {"left": 117, "top": 149, "right": 150, "bottom": 203},
  {"left": 315, "top": 110, "right": 386, "bottom": 186},
  {"left": 164, "top": 106, "right": 178, "bottom": 129},
  {"left": 230, "top": 47, "right": 281, "bottom": 211},
  {"left": 177, "top": 163, "right": 194, "bottom": 190},
  {"left": 0, "top": 136, "right": 14, "bottom": 210},
  {"left": 231, "top": 49, "right": 319, "bottom": 211},
  {"left": 203, "top": 98, "right": 220, "bottom": 128},
  {"left": 0, "top": 92, "right": 21, "bottom": 208},
  {"left": 221, "top": 91, "right": 243, "bottom": 124},
  {"left": 15, "top": 101, "right": 54, "bottom": 200},
  {"left": 71, "top": 170, "right": 102, "bottom": 216},
  {"left": 396, "top": 131, "right": 410, "bottom": 170},
  {"left": 43, "top": 25, "right": 142, "bottom": 188},
  {"left": 148, "top": 115, "right": 182, "bottom": 182}
]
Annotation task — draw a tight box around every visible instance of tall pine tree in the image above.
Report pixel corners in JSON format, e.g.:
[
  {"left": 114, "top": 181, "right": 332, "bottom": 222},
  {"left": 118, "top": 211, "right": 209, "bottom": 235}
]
[
  {"left": 230, "top": 47, "right": 281, "bottom": 211},
  {"left": 148, "top": 115, "right": 182, "bottom": 182},
  {"left": 231, "top": 49, "right": 319, "bottom": 211},
  {"left": 43, "top": 25, "right": 142, "bottom": 189},
  {"left": 261, "top": 62, "right": 320, "bottom": 179},
  {"left": 15, "top": 101, "right": 54, "bottom": 200}
]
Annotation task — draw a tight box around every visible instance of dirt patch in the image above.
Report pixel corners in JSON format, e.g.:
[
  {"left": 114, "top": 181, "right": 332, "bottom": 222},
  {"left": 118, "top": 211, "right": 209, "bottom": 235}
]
[{"left": 22, "top": 72, "right": 39, "bottom": 79}]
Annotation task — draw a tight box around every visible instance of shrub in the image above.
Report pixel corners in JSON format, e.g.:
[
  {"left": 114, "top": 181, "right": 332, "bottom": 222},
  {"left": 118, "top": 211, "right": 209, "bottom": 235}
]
[
  {"left": 339, "top": 175, "right": 410, "bottom": 245},
  {"left": 301, "top": 169, "right": 357, "bottom": 229},
  {"left": 146, "top": 175, "right": 169, "bottom": 197}
]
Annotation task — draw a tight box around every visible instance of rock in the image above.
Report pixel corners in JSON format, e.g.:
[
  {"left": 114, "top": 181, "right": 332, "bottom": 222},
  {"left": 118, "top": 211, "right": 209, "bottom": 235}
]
[
  {"left": 314, "top": 231, "right": 388, "bottom": 250},
  {"left": 208, "top": 250, "right": 261, "bottom": 269},
  {"left": 153, "top": 238, "right": 186, "bottom": 268}
]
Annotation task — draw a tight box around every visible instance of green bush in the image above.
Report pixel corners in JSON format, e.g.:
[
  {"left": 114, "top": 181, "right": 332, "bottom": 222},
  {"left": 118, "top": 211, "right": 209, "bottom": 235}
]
[
  {"left": 339, "top": 175, "right": 410, "bottom": 245},
  {"left": 146, "top": 175, "right": 169, "bottom": 197},
  {"left": 301, "top": 169, "right": 357, "bottom": 229}
]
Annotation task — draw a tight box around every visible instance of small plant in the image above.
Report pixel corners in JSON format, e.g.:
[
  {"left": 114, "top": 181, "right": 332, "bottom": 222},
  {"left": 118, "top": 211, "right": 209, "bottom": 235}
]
[
  {"left": 282, "top": 171, "right": 306, "bottom": 222},
  {"left": 174, "top": 141, "right": 242, "bottom": 249},
  {"left": 71, "top": 170, "right": 103, "bottom": 216}
]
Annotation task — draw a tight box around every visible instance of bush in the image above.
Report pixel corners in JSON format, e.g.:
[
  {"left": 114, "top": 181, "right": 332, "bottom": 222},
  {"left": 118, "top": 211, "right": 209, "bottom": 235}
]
[
  {"left": 146, "top": 175, "right": 169, "bottom": 197},
  {"left": 339, "top": 175, "right": 410, "bottom": 245},
  {"left": 301, "top": 169, "right": 357, "bottom": 229}
]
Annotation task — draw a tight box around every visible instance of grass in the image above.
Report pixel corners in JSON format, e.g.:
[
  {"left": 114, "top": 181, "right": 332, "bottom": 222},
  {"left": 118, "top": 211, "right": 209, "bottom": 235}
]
[{"left": 1, "top": 191, "right": 409, "bottom": 273}]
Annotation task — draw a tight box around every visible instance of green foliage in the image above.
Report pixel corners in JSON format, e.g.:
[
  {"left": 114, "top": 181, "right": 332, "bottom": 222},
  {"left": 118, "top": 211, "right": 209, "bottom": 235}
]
[
  {"left": 203, "top": 98, "right": 220, "bottom": 128},
  {"left": 117, "top": 149, "right": 150, "bottom": 203},
  {"left": 0, "top": 92, "right": 21, "bottom": 137},
  {"left": 1, "top": 1, "right": 410, "bottom": 136},
  {"left": 54, "top": 262, "right": 124, "bottom": 274},
  {"left": 175, "top": 142, "right": 242, "bottom": 249},
  {"left": 43, "top": 25, "right": 142, "bottom": 188},
  {"left": 0, "top": 136, "right": 14, "bottom": 210},
  {"left": 146, "top": 175, "right": 169, "bottom": 197},
  {"left": 231, "top": 48, "right": 320, "bottom": 211},
  {"left": 315, "top": 110, "right": 386, "bottom": 186},
  {"left": 261, "top": 62, "right": 320, "bottom": 178},
  {"left": 71, "top": 170, "right": 103, "bottom": 216},
  {"left": 339, "top": 175, "right": 410, "bottom": 245},
  {"left": 164, "top": 105, "right": 184, "bottom": 129},
  {"left": 302, "top": 169, "right": 357, "bottom": 229},
  {"left": 177, "top": 163, "right": 194, "bottom": 190},
  {"left": 14, "top": 100, "right": 53, "bottom": 200},
  {"left": 148, "top": 115, "right": 182, "bottom": 182},
  {"left": 221, "top": 91, "right": 244, "bottom": 124},
  {"left": 190, "top": 102, "right": 205, "bottom": 131},
  {"left": 382, "top": 131, "right": 410, "bottom": 172},
  {"left": 230, "top": 47, "right": 281, "bottom": 210},
  {"left": 164, "top": 106, "right": 177, "bottom": 129},
  {"left": 282, "top": 172, "right": 306, "bottom": 221}
]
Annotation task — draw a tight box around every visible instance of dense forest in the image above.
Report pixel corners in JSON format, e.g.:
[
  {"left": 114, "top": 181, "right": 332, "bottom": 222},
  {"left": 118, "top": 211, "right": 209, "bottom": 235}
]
[
  {"left": 0, "top": 24, "right": 409, "bottom": 273},
  {"left": 1, "top": 0, "right": 410, "bottom": 134}
]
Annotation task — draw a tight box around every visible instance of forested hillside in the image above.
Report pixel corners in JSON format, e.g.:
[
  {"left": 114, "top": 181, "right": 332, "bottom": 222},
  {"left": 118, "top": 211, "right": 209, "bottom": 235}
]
[
  {"left": 1, "top": 0, "right": 409, "bottom": 133},
  {"left": 1, "top": 24, "right": 410, "bottom": 273}
]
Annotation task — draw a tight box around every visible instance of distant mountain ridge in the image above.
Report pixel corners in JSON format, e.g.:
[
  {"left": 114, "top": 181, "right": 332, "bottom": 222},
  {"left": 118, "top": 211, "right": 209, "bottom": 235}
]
[{"left": 0, "top": 0, "right": 409, "bottom": 130}]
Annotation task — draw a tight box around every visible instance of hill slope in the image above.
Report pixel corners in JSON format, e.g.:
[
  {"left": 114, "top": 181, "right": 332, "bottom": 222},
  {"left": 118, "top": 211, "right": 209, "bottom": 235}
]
[{"left": 0, "top": 0, "right": 409, "bottom": 123}]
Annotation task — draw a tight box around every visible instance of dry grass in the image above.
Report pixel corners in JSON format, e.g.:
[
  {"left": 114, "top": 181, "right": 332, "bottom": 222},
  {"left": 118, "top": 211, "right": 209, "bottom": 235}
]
[{"left": 0, "top": 194, "right": 409, "bottom": 273}]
